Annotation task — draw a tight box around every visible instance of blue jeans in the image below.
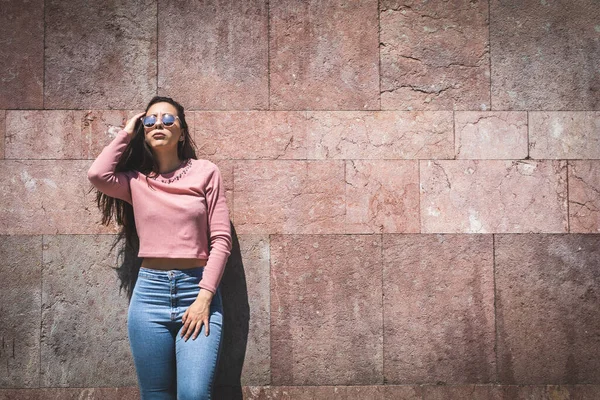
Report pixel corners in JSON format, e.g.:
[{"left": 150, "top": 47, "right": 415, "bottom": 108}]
[{"left": 127, "top": 266, "right": 223, "bottom": 400}]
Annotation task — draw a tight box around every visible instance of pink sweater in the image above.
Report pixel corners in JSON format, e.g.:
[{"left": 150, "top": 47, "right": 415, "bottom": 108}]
[{"left": 87, "top": 129, "right": 232, "bottom": 293}]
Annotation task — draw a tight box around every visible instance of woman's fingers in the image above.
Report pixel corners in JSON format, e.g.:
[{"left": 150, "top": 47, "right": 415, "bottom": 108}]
[
  {"left": 204, "top": 317, "right": 210, "bottom": 337},
  {"left": 183, "top": 320, "right": 196, "bottom": 341}
]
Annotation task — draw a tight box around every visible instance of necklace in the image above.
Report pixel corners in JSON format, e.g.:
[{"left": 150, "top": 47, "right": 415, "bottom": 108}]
[{"left": 149, "top": 159, "right": 192, "bottom": 184}]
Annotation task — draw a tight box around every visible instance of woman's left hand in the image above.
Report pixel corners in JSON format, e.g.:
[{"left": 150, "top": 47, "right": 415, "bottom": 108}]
[{"left": 181, "top": 290, "right": 213, "bottom": 340}]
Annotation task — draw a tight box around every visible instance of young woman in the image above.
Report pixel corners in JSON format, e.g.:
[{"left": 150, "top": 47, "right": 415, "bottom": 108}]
[{"left": 87, "top": 96, "right": 232, "bottom": 399}]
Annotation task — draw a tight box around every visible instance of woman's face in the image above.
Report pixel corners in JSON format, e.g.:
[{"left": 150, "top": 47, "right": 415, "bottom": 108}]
[{"left": 143, "top": 102, "right": 184, "bottom": 155}]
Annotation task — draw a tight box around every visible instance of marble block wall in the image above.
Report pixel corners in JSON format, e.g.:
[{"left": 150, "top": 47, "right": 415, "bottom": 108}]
[{"left": 1, "top": 0, "right": 599, "bottom": 399}]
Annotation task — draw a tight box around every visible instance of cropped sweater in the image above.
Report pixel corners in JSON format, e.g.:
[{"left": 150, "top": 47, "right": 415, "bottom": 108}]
[{"left": 87, "top": 129, "right": 232, "bottom": 293}]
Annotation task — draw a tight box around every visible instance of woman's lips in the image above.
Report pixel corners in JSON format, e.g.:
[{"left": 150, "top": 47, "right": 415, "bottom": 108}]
[{"left": 153, "top": 133, "right": 166, "bottom": 138}]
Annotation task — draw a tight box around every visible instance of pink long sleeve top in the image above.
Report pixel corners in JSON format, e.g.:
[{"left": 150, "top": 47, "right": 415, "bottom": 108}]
[{"left": 87, "top": 129, "right": 232, "bottom": 293}]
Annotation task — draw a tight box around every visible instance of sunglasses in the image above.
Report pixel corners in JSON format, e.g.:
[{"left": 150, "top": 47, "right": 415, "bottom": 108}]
[{"left": 141, "top": 113, "right": 180, "bottom": 128}]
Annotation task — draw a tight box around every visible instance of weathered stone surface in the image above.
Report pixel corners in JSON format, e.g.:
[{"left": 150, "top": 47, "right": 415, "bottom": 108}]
[
  {"left": 242, "top": 386, "right": 314, "bottom": 400},
  {"left": 270, "top": 235, "right": 383, "bottom": 385},
  {"left": 40, "top": 235, "right": 135, "bottom": 386},
  {"left": 420, "top": 160, "right": 568, "bottom": 233},
  {"left": 238, "top": 235, "right": 271, "bottom": 385},
  {"left": 309, "top": 385, "right": 385, "bottom": 399},
  {"left": 490, "top": 1, "right": 600, "bottom": 110},
  {"left": 0, "top": 160, "right": 116, "bottom": 234},
  {"left": 529, "top": 112, "right": 600, "bottom": 159},
  {"left": 345, "top": 160, "right": 419, "bottom": 233},
  {"left": 0, "top": 387, "right": 139, "bottom": 400},
  {"left": 569, "top": 161, "right": 600, "bottom": 233},
  {"left": 495, "top": 234, "right": 600, "bottom": 384},
  {"left": 383, "top": 234, "right": 496, "bottom": 384},
  {"left": 233, "top": 160, "right": 345, "bottom": 234},
  {"left": 193, "top": 112, "right": 307, "bottom": 160},
  {"left": 2, "top": 385, "right": 599, "bottom": 399},
  {"left": 0, "top": 0, "right": 44, "bottom": 109},
  {"left": 380, "top": 1, "right": 490, "bottom": 111},
  {"left": 158, "top": 0, "right": 268, "bottom": 110},
  {"left": 305, "top": 111, "right": 454, "bottom": 159},
  {"left": 455, "top": 112, "right": 528, "bottom": 159},
  {"left": 0, "top": 236, "right": 42, "bottom": 388},
  {"left": 270, "top": 0, "right": 379, "bottom": 110},
  {"left": 5, "top": 110, "right": 129, "bottom": 159},
  {"left": 0, "top": 111, "right": 5, "bottom": 159},
  {"left": 44, "top": 0, "right": 156, "bottom": 109}
]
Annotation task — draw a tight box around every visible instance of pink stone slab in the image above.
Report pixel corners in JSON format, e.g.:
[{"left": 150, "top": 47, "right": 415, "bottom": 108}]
[
  {"left": 495, "top": 234, "right": 600, "bottom": 384},
  {"left": 0, "top": 111, "right": 5, "bottom": 159},
  {"left": 0, "top": 0, "right": 44, "bottom": 109},
  {"left": 529, "top": 112, "right": 600, "bottom": 159},
  {"left": 345, "top": 160, "right": 420, "bottom": 233},
  {"left": 5, "top": 110, "right": 129, "bottom": 159},
  {"left": 193, "top": 111, "right": 307, "bottom": 160},
  {"left": 238, "top": 235, "right": 271, "bottom": 385},
  {"left": 270, "top": 0, "right": 380, "bottom": 110},
  {"left": 158, "top": 0, "right": 268, "bottom": 110},
  {"left": 270, "top": 234, "right": 383, "bottom": 385},
  {"left": 380, "top": 1, "right": 490, "bottom": 110},
  {"left": 455, "top": 112, "right": 528, "bottom": 159},
  {"left": 44, "top": 1, "right": 156, "bottom": 109},
  {"left": 383, "top": 234, "right": 496, "bottom": 384},
  {"left": 0, "top": 160, "right": 118, "bottom": 235},
  {"left": 569, "top": 161, "right": 600, "bottom": 233},
  {"left": 233, "top": 160, "right": 345, "bottom": 234},
  {"left": 0, "top": 387, "right": 139, "bottom": 400},
  {"left": 306, "top": 111, "right": 454, "bottom": 159},
  {"left": 490, "top": 1, "right": 600, "bottom": 110},
  {"left": 0, "top": 235, "right": 42, "bottom": 388},
  {"left": 40, "top": 235, "right": 135, "bottom": 387},
  {"left": 420, "top": 160, "right": 568, "bottom": 233}
]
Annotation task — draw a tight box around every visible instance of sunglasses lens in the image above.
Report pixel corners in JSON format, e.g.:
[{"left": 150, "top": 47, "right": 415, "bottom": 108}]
[
  {"left": 162, "top": 114, "right": 176, "bottom": 126},
  {"left": 142, "top": 115, "right": 157, "bottom": 127}
]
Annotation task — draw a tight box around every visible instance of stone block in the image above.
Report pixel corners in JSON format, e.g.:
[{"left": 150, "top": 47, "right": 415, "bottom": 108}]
[
  {"left": 0, "top": 160, "right": 116, "bottom": 235},
  {"left": 40, "top": 234, "right": 135, "bottom": 386},
  {"left": 0, "top": 0, "right": 44, "bottom": 109},
  {"left": 529, "top": 112, "right": 600, "bottom": 159},
  {"left": 380, "top": 0, "right": 490, "bottom": 110},
  {"left": 383, "top": 234, "right": 496, "bottom": 384},
  {"left": 270, "top": 0, "right": 379, "bottom": 110},
  {"left": 193, "top": 112, "right": 307, "bottom": 160},
  {"left": 455, "top": 112, "right": 528, "bottom": 159},
  {"left": 345, "top": 160, "right": 420, "bottom": 233},
  {"left": 5, "top": 110, "right": 129, "bottom": 159},
  {"left": 305, "top": 111, "right": 454, "bottom": 159},
  {"left": 158, "top": 0, "right": 268, "bottom": 110},
  {"left": 0, "top": 235, "right": 42, "bottom": 388},
  {"left": 495, "top": 234, "right": 600, "bottom": 384},
  {"left": 233, "top": 160, "right": 345, "bottom": 234},
  {"left": 420, "top": 160, "right": 568, "bottom": 233},
  {"left": 490, "top": 1, "right": 600, "bottom": 110},
  {"left": 569, "top": 161, "right": 600, "bottom": 233},
  {"left": 44, "top": 0, "right": 157, "bottom": 109},
  {"left": 270, "top": 234, "right": 383, "bottom": 385}
]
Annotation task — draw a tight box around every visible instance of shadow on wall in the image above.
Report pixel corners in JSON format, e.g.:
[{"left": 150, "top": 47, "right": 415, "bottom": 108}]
[{"left": 214, "top": 222, "right": 250, "bottom": 400}]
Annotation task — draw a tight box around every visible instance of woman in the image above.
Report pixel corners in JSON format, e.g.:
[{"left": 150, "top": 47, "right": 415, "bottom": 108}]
[{"left": 87, "top": 96, "right": 232, "bottom": 400}]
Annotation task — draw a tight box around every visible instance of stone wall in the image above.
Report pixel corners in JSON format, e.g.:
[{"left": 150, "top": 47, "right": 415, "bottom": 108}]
[{"left": 1, "top": 0, "right": 599, "bottom": 399}]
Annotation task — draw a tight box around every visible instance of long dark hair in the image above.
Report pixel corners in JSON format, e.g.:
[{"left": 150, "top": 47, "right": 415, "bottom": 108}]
[{"left": 90, "top": 96, "right": 198, "bottom": 300}]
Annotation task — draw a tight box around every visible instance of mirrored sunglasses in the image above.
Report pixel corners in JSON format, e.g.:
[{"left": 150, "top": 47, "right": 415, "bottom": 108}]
[{"left": 141, "top": 113, "right": 180, "bottom": 128}]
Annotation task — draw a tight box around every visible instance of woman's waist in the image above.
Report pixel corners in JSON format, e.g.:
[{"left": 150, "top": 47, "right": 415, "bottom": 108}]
[{"left": 141, "top": 257, "right": 207, "bottom": 270}]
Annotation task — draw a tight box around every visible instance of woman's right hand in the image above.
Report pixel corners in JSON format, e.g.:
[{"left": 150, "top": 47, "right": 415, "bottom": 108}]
[{"left": 124, "top": 112, "right": 147, "bottom": 136}]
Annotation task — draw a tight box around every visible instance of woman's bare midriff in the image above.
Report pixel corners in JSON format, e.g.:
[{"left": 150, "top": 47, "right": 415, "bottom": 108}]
[{"left": 141, "top": 257, "right": 208, "bottom": 270}]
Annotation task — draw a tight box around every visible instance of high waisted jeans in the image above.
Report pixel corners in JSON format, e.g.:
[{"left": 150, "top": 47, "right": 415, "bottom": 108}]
[{"left": 127, "top": 266, "right": 223, "bottom": 400}]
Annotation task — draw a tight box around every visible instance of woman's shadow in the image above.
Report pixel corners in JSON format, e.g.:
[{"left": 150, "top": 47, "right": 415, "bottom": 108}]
[{"left": 214, "top": 222, "right": 251, "bottom": 399}]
